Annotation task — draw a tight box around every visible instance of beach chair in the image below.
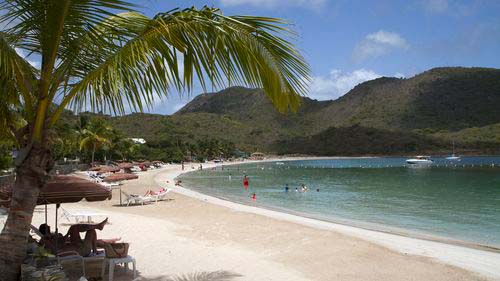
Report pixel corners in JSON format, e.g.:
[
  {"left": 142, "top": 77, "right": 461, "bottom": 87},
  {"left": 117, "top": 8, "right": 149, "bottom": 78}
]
[
  {"left": 151, "top": 188, "right": 171, "bottom": 202},
  {"left": 29, "top": 225, "right": 105, "bottom": 277},
  {"left": 60, "top": 207, "right": 107, "bottom": 223},
  {"left": 120, "top": 191, "right": 153, "bottom": 206},
  {"left": 98, "top": 181, "right": 122, "bottom": 189}
]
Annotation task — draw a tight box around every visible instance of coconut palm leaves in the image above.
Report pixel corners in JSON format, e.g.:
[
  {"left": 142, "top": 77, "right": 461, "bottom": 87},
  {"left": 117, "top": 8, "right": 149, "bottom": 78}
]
[
  {"left": 79, "top": 118, "right": 112, "bottom": 163},
  {"left": 0, "top": 1, "right": 310, "bottom": 145}
]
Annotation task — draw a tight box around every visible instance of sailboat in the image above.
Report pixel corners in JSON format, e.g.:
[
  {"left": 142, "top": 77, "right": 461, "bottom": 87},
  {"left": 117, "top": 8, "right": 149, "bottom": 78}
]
[{"left": 446, "top": 141, "right": 461, "bottom": 161}]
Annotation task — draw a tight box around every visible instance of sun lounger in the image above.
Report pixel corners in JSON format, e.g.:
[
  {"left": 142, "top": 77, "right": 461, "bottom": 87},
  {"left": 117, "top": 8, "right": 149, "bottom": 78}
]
[
  {"left": 57, "top": 250, "right": 105, "bottom": 277},
  {"left": 30, "top": 225, "right": 106, "bottom": 277},
  {"left": 149, "top": 188, "right": 171, "bottom": 202},
  {"left": 60, "top": 207, "right": 108, "bottom": 223},
  {"left": 98, "top": 182, "right": 122, "bottom": 189},
  {"left": 121, "top": 191, "right": 154, "bottom": 206}
]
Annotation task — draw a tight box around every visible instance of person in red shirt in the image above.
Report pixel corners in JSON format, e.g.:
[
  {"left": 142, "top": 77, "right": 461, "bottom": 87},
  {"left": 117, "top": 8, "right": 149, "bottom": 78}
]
[{"left": 243, "top": 175, "right": 249, "bottom": 189}]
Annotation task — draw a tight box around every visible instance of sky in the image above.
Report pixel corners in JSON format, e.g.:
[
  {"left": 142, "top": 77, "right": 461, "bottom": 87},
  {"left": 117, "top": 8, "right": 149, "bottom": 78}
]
[{"left": 15, "top": 0, "right": 500, "bottom": 114}]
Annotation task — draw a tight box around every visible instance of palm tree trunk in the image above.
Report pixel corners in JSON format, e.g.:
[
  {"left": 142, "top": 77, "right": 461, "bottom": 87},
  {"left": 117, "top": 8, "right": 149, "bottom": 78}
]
[
  {"left": 0, "top": 143, "right": 52, "bottom": 280},
  {"left": 91, "top": 143, "right": 96, "bottom": 164}
]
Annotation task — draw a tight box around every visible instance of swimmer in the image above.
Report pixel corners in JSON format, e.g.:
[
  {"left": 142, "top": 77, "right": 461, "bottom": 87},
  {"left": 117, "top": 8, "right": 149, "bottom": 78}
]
[
  {"left": 316, "top": 188, "right": 320, "bottom": 192},
  {"left": 295, "top": 187, "right": 299, "bottom": 192},
  {"left": 285, "top": 184, "right": 289, "bottom": 192},
  {"left": 251, "top": 193, "right": 256, "bottom": 201}
]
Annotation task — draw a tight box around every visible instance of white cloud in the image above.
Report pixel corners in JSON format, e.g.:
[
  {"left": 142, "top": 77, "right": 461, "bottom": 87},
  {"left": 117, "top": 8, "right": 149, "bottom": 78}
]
[
  {"left": 219, "top": 0, "right": 326, "bottom": 9},
  {"left": 15, "top": 48, "right": 40, "bottom": 69},
  {"left": 353, "top": 30, "right": 409, "bottom": 62},
  {"left": 308, "top": 69, "right": 382, "bottom": 100}
]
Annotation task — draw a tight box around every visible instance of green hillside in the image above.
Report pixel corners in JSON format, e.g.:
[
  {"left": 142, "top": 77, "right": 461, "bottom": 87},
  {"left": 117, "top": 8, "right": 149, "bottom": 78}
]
[
  {"left": 59, "top": 67, "right": 500, "bottom": 156},
  {"left": 311, "top": 67, "right": 500, "bottom": 131}
]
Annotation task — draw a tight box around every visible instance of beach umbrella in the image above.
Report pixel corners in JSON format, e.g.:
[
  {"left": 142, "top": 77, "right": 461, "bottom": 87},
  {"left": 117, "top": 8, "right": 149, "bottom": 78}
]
[
  {"left": 0, "top": 175, "right": 112, "bottom": 253},
  {"left": 102, "top": 173, "right": 139, "bottom": 205},
  {"left": 0, "top": 175, "right": 112, "bottom": 205},
  {"left": 103, "top": 173, "right": 138, "bottom": 182},
  {"left": 96, "top": 166, "right": 121, "bottom": 173},
  {"left": 88, "top": 166, "right": 102, "bottom": 171},
  {"left": 118, "top": 163, "right": 134, "bottom": 169}
]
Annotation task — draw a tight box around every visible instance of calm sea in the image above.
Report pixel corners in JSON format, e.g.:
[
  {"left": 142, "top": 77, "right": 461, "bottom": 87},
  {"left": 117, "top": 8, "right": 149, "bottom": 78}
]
[{"left": 179, "top": 157, "right": 500, "bottom": 248}]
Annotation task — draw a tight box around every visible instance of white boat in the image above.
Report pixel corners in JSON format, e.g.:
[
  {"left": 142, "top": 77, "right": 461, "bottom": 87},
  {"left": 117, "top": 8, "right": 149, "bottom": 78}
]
[
  {"left": 406, "top": 156, "right": 433, "bottom": 167},
  {"left": 446, "top": 141, "right": 461, "bottom": 161},
  {"left": 446, "top": 155, "right": 461, "bottom": 161}
]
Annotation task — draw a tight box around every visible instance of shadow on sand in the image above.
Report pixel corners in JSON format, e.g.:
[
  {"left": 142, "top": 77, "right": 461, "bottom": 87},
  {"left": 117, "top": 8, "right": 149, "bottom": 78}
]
[
  {"left": 131, "top": 270, "right": 243, "bottom": 281},
  {"left": 111, "top": 198, "right": 175, "bottom": 208}
]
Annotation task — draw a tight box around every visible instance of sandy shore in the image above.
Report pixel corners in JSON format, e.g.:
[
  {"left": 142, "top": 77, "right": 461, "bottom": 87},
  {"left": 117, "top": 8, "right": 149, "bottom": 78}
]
[{"left": 22, "top": 161, "right": 500, "bottom": 280}]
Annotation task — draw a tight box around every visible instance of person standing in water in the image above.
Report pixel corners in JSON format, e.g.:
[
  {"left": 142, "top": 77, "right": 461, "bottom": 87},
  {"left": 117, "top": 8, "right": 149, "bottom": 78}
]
[
  {"left": 243, "top": 175, "right": 249, "bottom": 190},
  {"left": 285, "top": 184, "right": 289, "bottom": 192},
  {"left": 181, "top": 161, "right": 184, "bottom": 171}
]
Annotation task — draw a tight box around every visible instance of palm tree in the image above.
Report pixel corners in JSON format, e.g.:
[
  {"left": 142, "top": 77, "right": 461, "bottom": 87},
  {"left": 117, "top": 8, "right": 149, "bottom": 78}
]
[
  {"left": 0, "top": 1, "right": 310, "bottom": 278},
  {"left": 79, "top": 118, "right": 112, "bottom": 164}
]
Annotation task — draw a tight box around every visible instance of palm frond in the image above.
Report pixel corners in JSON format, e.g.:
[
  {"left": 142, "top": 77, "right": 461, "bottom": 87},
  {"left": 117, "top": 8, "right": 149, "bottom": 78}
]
[
  {"left": 0, "top": 31, "right": 37, "bottom": 117},
  {"left": 51, "top": 6, "right": 310, "bottom": 122}
]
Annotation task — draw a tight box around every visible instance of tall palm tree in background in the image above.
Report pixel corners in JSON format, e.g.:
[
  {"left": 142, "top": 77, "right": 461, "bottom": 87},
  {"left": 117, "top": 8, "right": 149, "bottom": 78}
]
[
  {"left": 0, "top": 0, "right": 310, "bottom": 278},
  {"left": 79, "top": 118, "right": 112, "bottom": 164}
]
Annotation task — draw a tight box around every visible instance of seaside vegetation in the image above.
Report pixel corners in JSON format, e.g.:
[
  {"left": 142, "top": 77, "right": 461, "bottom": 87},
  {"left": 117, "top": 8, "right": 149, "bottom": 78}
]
[
  {"left": 50, "top": 113, "right": 239, "bottom": 164},
  {"left": 0, "top": 1, "right": 310, "bottom": 278},
  {"left": 76, "top": 67, "right": 500, "bottom": 156}
]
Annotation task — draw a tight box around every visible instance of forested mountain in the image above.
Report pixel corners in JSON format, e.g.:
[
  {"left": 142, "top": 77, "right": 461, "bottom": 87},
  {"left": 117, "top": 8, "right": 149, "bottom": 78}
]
[{"left": 61, "top": 67, "right": 500, "bottom": 156}]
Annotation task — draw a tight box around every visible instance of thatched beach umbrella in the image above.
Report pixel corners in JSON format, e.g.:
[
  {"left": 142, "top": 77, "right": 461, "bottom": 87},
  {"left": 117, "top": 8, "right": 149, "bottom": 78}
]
[{"left": 103, "top": 173, "right": 138, "bottom": 182}]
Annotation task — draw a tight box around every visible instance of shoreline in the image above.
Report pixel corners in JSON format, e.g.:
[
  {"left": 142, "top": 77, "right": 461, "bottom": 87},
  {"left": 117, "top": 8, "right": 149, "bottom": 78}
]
[
  {"left": 14, "top": 157, "right": 500, "bottom": 280},
  {"left": 156, "top": 158, "right": 500, "bottom": 279},
  {"left": 174, "top": 158, "right": 500, "bottom": 252}
]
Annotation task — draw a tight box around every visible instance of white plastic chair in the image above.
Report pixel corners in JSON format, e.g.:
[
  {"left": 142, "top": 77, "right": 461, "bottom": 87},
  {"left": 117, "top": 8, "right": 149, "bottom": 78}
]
[{"left": 121, "top": 191, "right": 153, "bottom": 206}]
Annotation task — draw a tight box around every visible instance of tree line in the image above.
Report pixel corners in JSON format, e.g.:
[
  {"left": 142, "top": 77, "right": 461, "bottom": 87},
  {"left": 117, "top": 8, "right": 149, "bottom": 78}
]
[{"left": 0, "top": 115, "right": 240, "bottom": 171}]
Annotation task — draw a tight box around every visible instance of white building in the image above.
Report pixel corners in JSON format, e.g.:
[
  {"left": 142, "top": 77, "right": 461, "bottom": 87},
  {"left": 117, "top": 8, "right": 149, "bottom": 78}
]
[{"left": 129, "top": 138, "right": 146, "bottom": 144}]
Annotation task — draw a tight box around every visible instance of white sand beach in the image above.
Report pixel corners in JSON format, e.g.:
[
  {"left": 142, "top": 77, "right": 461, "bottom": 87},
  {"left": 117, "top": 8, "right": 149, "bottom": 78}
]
[{"left": 21, "top": 161, "right": 500, "bottom": 280}]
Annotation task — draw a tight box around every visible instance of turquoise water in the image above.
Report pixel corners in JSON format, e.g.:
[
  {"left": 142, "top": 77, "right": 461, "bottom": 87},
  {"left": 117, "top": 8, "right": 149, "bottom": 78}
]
[{"left": 179, "top": 157, "right": 500, "bottom": 247}]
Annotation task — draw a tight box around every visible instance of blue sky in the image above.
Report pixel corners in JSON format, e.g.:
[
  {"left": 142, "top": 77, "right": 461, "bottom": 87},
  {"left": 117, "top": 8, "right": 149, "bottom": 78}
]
[
  {"left": 16, "top": 0, "right": 500, "bottom": 114},
  {"left": 134, "top": 0, "right": 500, "bottom": 114}
]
